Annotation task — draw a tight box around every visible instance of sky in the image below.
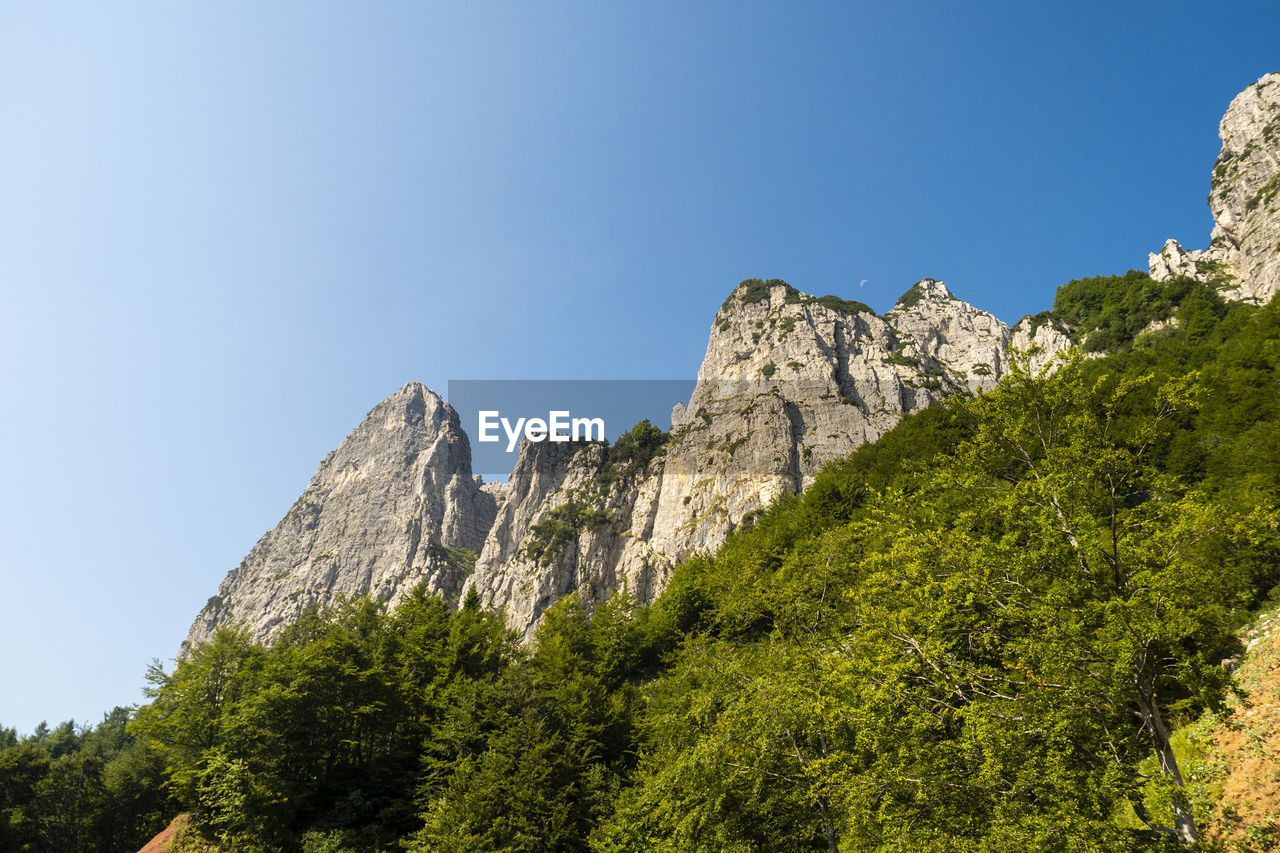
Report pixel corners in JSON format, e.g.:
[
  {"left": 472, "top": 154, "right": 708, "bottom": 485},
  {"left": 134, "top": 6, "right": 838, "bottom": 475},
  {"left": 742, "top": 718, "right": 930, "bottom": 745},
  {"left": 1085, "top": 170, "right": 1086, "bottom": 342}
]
[{"left": 1, "top": 0, "right": 1278, "bottom": 734}]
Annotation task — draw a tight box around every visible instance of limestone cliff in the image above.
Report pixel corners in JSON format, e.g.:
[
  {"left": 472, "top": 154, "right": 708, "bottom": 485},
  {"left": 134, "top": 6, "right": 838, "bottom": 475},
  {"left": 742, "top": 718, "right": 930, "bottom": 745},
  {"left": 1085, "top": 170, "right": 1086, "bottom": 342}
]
[
  {"left": 465, "top": 278, "right": 1013, "bottom": 637},
  {"left": 1151, "top": 72, "right": 1280, "bottom": 304},
  {"left": 655, "top": 278, "right": 1007, "bottom": 541},
  {"left": 182, "top": 383, "right": 495, "bottom": 652},
  {"left": 185, "top": 276, "right": 1022, "bottom": 648},
  {"left": 1009, "top": 314, "right": 1075, "bottom": 375},
  {"left": 465, "top": 437, "right": 669, "bottom": 639}
]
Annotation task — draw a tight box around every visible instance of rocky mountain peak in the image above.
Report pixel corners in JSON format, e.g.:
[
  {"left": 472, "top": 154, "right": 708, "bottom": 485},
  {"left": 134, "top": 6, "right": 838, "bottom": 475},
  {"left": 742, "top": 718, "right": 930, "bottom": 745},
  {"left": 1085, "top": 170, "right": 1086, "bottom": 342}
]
[
  {"left": 382, "top": 381, "right": 442, "bottom": 427},
  {"left": 182, "top": 384, "right": 496, "bottom": 653},
  {"left": 1009, "top": 314, "right": 1075, "bottom": 375},
  {"left": 892, "top": 278, "right": 954, "bottom": 308},
  {"left": 694, "top": 278, "right": 878, "bottom": 401},
  {"left": 463, "top": 277, "right": 1020, "bottom": 639},
  {"left": 1151, "top": 72, "right": 1280, "bottom": 304},
  {"left": 188, "top": 277, "right": 1025, "bottom": 648},
  {"left": 887, "top": 279, "right": 1010, "bottom": 395}
]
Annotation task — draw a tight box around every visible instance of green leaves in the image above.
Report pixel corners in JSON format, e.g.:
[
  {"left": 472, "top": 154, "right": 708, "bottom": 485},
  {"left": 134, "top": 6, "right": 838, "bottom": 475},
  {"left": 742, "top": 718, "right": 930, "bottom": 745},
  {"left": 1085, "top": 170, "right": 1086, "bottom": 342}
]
[
  {"left": 606, "top": 346, "right": 1278, "bottom": 851},
  {"left": 409, "top": 595, "right": 648, "bottom": 853},
  {"left": 0, "top": 710, "right": 174, "bottom": 853},
  {"left": 131, "top": 590, "right": 517, "bottom": 849}
]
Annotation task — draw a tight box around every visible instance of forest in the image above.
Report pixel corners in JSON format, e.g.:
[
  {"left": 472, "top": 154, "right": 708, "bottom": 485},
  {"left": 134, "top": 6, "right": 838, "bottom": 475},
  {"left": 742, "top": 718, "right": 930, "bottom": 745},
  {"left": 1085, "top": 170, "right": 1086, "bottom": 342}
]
[{"left": 3, "top": 271, "right": 1279, "bottom": 852}]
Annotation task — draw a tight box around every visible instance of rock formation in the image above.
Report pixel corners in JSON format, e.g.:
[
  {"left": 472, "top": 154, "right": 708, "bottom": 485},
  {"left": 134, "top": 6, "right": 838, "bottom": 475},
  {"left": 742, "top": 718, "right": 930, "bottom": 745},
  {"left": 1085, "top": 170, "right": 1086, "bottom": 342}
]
[
  {"left": 186, "top": 278, "right": 1020, "bottom": 647},
  {"left": 464, "top": 278, "right": 1013, "bottom": 637},
  {"left": 1150, "top": 73, "right": 1280, "bottom": 304},
  {"left": 182, "top": 383, "right": 495, "bottom": 652},
  {"left": 1009, "top": 315, "right": 1075, "bottom": 375},
  {"left": 465, "top": 437, "right": 669, "bottom": 639}
]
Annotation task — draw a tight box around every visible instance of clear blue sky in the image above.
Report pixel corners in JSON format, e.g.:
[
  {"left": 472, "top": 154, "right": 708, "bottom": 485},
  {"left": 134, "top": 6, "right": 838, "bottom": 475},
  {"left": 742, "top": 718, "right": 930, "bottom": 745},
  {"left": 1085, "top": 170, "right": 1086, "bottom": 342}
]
[{"left": 1, "top": 1, "right": 1277, "bottom": 734}]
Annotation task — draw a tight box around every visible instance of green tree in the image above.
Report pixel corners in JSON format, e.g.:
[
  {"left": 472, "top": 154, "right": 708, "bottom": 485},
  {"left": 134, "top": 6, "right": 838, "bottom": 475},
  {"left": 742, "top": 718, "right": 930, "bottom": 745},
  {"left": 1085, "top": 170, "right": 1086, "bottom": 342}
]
[
  {"left": 410, "top": 596, "right": 642, "bottom": 853},
  {"left": 0, "top": 709, "right": 173, "bottom": 853},
  {"left": 0, "top": 741, "right": 49, "bottom": 851},
  {"left": 602, "top": 354, "right": 1276, "bottom": 851},
  {"left": 835, "top": 356, "right": 1273, "bottom": 846},
  {"left": 131, "top": 628, "right": 263, "bottom": 808}
]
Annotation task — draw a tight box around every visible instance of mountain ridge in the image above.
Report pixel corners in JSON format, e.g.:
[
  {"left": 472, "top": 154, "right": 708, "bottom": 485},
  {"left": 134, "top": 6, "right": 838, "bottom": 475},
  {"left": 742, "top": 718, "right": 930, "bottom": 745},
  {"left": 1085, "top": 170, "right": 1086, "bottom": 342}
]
[
  {"left": 184, "top": 70, "right": 1280, "bottom": 651},
  {"left": 185, "top": 274, "right": 1038, "bottom": 648}
]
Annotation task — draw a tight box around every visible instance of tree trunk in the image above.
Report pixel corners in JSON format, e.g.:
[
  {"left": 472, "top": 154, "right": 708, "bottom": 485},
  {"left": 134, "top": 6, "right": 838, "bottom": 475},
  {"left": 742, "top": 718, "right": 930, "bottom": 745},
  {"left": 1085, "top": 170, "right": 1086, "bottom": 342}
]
[
  {"left": 1137, "top": 688, "right": 1198, "bottom": 845},
  {"left": 818, "top": 802, "right": 839, "bottom": 853}
]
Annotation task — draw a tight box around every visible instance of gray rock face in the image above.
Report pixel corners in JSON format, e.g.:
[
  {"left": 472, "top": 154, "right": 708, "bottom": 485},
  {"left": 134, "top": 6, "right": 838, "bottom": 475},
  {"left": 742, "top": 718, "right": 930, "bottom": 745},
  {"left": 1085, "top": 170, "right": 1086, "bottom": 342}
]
[
  {"left": 465, "top": 279, "right": 1013, "bottom": 637},
  {"left": 186, "top": 280, "right": 1024, "bottom": 647},
  {"left": 1009, "top": 315, "right": 1075, "bottom": 375},
  {"left": 1151, "top": 73, "right": 1280, "bottom": 304},
  {"left": 885, "top": 280, "right": 1011, "bottom": 395},
  {"left": 465, "top": 439, "right": 668, "bottom": 639},
  {"left": 182, "top": 383, "right": 495, "bottom": 653},
  {"left": 1149, "top": 238, "right": 1225, "bottom": 285},
  {"left": 660, "top": 279, "right": 1007, "bottom": 521}
]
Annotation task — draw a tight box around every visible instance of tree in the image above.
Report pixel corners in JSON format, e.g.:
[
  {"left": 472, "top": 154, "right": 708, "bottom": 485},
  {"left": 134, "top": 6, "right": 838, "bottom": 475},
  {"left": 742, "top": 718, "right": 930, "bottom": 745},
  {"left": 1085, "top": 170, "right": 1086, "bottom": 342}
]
[
  {"left": 0, "top": 709, "right": 173, "bottom": 853},
  {"left": 131, "top": 628, "right": 263, "bottom": 806},
  {"left": 0, "top": 741, "right": 49, "bottom": 851},
  {"left": 602, "top": 354, "right": 1277, "bottom": 851},
  {"left": 595, "top": 634, "right": 848, "bottom": 852},
  {"left": 410, "top": 595, "right": 641, "bottom": 853},
  {"left": 840, "top": 355, "right": 1274, "bottom": 846}
]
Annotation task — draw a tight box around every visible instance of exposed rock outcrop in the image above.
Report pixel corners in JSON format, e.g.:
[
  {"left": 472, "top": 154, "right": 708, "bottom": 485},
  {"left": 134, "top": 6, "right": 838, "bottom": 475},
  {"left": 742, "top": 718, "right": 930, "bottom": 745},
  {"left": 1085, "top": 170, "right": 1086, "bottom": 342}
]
[
  {"left": 465, "top": 438, "right": 669, "bottom": 638},
  {"left": 1010, "top": 314, "right": 1075, "bottom": 375},
  {"left": 654, "top": 278, "right": 1008, "bottom": 536},
  {"left": 1151, "top": 73, "right": 1280, "bottom": 304},
  {"left": 465, "top": 278, "right": 1013, "bottom": 636},
  {"left": 182, "top": 383, "right": 495, "bottom": 652},
  {"left": 186, "top": 278, "right": 1026, "bottom": 646}
]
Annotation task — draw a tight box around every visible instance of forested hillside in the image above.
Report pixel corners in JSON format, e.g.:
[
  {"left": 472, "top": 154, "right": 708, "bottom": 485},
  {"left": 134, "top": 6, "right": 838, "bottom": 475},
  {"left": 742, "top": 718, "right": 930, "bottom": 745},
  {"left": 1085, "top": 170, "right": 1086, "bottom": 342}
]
[
  {"left": 4, "top": 272, "right": 1280, "bottom": 852},
  {"left": 0, "top": 710, "right": 173, "bottom": 850}
]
